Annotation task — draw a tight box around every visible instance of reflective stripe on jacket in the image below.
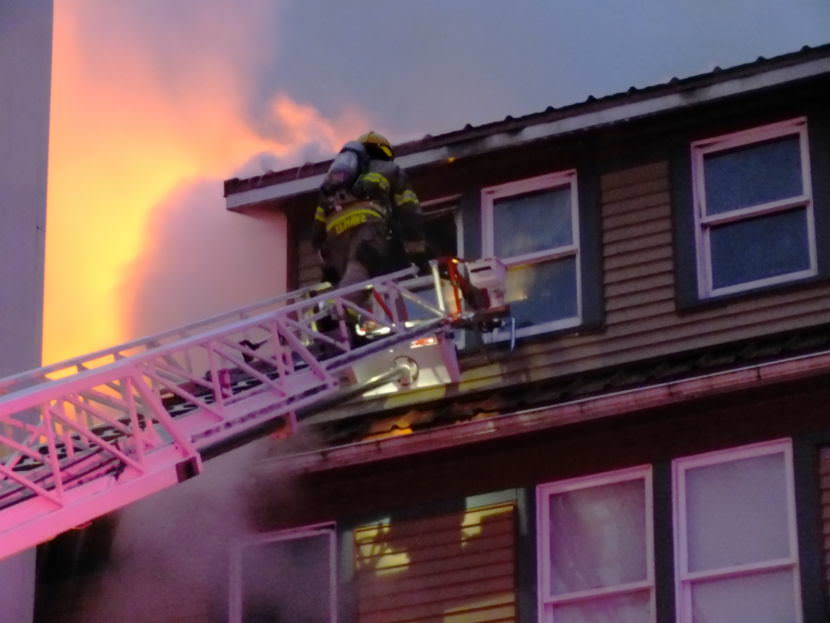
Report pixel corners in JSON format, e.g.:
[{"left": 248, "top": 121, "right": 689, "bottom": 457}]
[
  {"left": 324, "top": 203, "right": 385, "bottom": 236},
  {"left": 312, "top": 158, "right": 423, "bottom": 250}
]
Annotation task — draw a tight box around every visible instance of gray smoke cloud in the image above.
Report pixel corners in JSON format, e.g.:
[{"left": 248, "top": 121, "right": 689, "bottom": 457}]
[
  {"left": 119, "top": 178, "right": 287, "bottom": 339},
  {"left": 76, "top": 441, "right": 265, "bottom": 622},
  {"left": 68, "top": 0, "right": 830, "bottom": 152},
  {"left": 69, "top": 433, "right": 330, "bottom": 622}
]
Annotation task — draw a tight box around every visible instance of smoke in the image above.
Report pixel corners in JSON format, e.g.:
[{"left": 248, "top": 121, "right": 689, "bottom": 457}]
[
  {"left": 118, "top": 178, "right": 286, "bottom": 340},
  {"left": 60, "top": 428, "right": 333, "bottom": 622},
  {"left": 44, "top": 1, "right": 367, "bottom": 364},
  {"left": 42, "top": 4, "right": 366, "bottom": 614},
  {"left": 39, "top": 4, "right": 367, "bottom": 620},
  {"left": 77, "top": 441, "right": 266, "bottom": 622}
]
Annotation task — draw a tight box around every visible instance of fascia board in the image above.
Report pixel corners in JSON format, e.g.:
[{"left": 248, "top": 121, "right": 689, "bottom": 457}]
[{"left": 257, "top": 348, "right": 830, "bottom": 475}]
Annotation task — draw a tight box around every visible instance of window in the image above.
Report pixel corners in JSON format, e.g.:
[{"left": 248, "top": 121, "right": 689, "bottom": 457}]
[
  {"left": 483, "top": 171, "right": 581, "bottom": 337},
  {"left": 537, "top": 466, "right": 655, "bottom": 623},
  {"left": 422, "top": 195, "right": 462, "bottom": 259},
  {"left": 692, "top": 118, "right": 816, "bottom": 297},
  {"left": 229, "top": 524, "right": 337, "bottom": 623},
  {"left": 673, "top": 440, "right": 802, "bottom": 623},
  {"left": 401, "top": 195, "right": 463, "bottom": 323}
]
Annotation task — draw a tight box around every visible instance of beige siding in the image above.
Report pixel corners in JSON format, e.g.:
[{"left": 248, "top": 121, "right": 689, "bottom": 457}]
[
  {"left": 457, "top": 160, "right": 830, "bottom": 389},
  {"left": 353, "top": 502, "right": 517, "bottom": 623},
  {"left": 295, "top": 160, "right": 830, "bottom": 396},
  {"left": 821, "top": 448, "right": 830, "bottom": 600}
]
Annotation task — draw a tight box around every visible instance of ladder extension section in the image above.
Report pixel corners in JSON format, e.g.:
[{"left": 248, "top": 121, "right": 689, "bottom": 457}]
[{"left": 0, "top": 267, "right": 455, "bottom": 559}]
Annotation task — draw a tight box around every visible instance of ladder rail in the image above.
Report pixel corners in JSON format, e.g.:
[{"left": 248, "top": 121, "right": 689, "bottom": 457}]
[
  {"left": 2, "top": 267, "right": 427, "bottom": 442},
  {"left": 0, "top": 266, "right": 455, "bottom": 558},
  {"left": 0, "top": 281, "right": 331, "bottom": 396},
  {"left": 0, "top": 267, "right": 424, "bottom": 399}
]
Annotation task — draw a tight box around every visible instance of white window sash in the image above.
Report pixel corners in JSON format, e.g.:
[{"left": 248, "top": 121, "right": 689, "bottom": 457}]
[
  {"left": 504, "top": 244, "right": 579, "bottom": 267},
  {"left": 546, "top": 579, "right": 653, "bottom": 607},
  {"left": 698, "top": 195, "right": 810, "bottom": 227},
  {"left": 536, "top": 465, "right": 655, "bottom": 621},
  {"left": 691, "top": 117, "right": 816, "bottom": 298},
  {"left": 672, "top": 439, "right": 802, "bottom": 623},
  {"left": 682, "top": 556, "right": 796, "bottom": 583},
  {"left": 228, "top": 522, "right": 338, "bottom": 623},
  {"left": 481, "top": 170, "right": 582, "bottom": 336}
]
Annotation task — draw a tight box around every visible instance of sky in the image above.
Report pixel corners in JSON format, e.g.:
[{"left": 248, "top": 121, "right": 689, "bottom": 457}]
[{"left": 42, "top": 0, "right": 830, "bottom": 364}]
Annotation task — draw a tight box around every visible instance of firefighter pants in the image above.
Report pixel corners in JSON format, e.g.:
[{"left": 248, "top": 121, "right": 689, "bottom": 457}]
[{"left": 324, "top": 220, "right": 391, "bottom": 313}]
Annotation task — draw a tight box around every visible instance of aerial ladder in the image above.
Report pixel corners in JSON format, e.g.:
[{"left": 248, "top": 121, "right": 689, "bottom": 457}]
[{"left": 0, "top": 259, "right": 508, "bottom": 560}]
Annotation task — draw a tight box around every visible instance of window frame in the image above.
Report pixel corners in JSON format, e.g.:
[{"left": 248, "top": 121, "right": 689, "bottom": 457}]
[
  {"left": 691, "top": 117, "right": 816, "bottom": 298},
  {"left": 400, "top": 194, "right": 467, "bottom": 347},
  {"left": 536, "top": 465, "right": 656, "bottom": 623},
  {"left": 228, "top": 522, "right": 338, "bottom": 623},
  {"left": 481, "top": 170, "right": 582, "bottom": 338},
  {"left": 672, "top": 439, "right": 803, "bottom": 623},
  {"left": 421, "top": 193, "right": 465, "bottom": 259}
]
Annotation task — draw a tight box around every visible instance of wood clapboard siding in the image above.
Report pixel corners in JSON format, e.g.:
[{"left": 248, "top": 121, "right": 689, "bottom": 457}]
[
  {"left": 293, "top": 159, "right": 830, "bottom": 396},
  {"left": 457, "top": 160, "right": 830, "bottom": 389},
  {"left": 353, "top": 502, "right": 517, "bottom": 623},
  {"left": 821, "top": 447, "right": 830, "bottom": 600}
]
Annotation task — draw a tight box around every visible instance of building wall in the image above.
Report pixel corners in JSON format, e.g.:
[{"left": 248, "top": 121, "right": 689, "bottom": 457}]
[
  {"left": 821, "top": 447, "right": 830, "bottom": 598},
  {"left": 0, "top": 3, "right": 53, "bottom": 622},
  {"left": 0, "top": 1, "right": 51, "bottom": 377},
  {"left": 352, "top": 500, "right": 517, "bottom": 622},
  {"left": 296, "top": 154, "right": 830, "bottom": 394},
  {"left": 252, "top": 374, "right": 830, "bottom": 621},
  {"left": 476, "top": 158, "right": 830, "bottom": 385}
]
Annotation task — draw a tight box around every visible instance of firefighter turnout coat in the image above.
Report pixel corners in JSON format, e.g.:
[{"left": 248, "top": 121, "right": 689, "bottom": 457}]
[{"left": 311, "top": 158, "right": 423, "bottom": 286}]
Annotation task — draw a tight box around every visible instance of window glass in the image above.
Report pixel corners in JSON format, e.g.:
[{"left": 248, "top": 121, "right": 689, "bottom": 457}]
[
  {"left": 423, "top": 208, "right": 458, "bottom": 259},
  {"left": 494, "top": 186, "right": 572, "bottom": 257},
  {"left": 674, "top": 442, "right": 800, "bottom": 623},
  {"left": 703, "top": 134, "right": 802, "bottom": 215},
  {"left": 709, "top": 208, "right": 810, "bottom": 289},
  {"left": 685, "top": 452, "right": 790, "bottom": 572},
  {"left": 402, "top": 278, "right": 440, "bottom": 322},
  {"left": 506, "top": 258, "right": 577, "bottom": 328},
  {"left": 538, "top": 468, "right": 653, "bottom": 623},
  {"left": 548, "top": 479, "right": 647, "bottom": 594},
  {"left": 234, "top": 531, "right": 334, "bottom": 623},
  {"left": 483, "top": 172, "right": 581, "bottom": 336},
  {"left": 550, "top": 590, "right": 652, "bottom": 623},
  {"left": 691, "top": 569, "right": 797, "bottom": 623},
  {"left": 691, "top": 118, "right": 815, "bottom": 297}
]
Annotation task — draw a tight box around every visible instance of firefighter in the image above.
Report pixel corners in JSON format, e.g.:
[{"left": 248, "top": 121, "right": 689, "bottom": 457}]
[{"left": 311, "top": 131, "right": 427, "bottom": 312}]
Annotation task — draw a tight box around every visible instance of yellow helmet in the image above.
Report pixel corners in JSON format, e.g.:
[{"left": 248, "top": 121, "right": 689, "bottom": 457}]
[{"left": 357, "top": 131, "right": 393, "bottom": 160}]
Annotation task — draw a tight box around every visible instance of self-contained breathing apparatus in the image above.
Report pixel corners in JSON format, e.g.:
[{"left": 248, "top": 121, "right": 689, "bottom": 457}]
[
  {"left": 320, "top": 141, "right": 371, "bottom": 206},
  {"left": 317, "top": 141, "right": 404, "bottom": 283}
]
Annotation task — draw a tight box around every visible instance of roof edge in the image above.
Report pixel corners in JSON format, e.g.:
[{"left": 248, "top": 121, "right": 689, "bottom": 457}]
[
  {"left": 256, "top": 347, "right": 830, "bottom": 475},
  {"left": 226, "top": 45, "right": 830, "bottom": 210}
]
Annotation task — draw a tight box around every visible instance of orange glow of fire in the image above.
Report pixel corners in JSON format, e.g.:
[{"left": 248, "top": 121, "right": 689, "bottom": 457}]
[{"left": 44, "top": 5, "right": 367, "bottom": 365}]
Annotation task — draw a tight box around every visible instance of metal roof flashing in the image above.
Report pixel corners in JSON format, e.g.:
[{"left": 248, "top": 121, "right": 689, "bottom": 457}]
[{"left": 225, "top": 46, "right": 830, "bottom": 212}]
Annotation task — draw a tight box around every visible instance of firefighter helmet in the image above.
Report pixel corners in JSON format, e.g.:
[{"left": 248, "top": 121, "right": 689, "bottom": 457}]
[{"left": 358, "top": 131, "right": 393, "bottom": 160}]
